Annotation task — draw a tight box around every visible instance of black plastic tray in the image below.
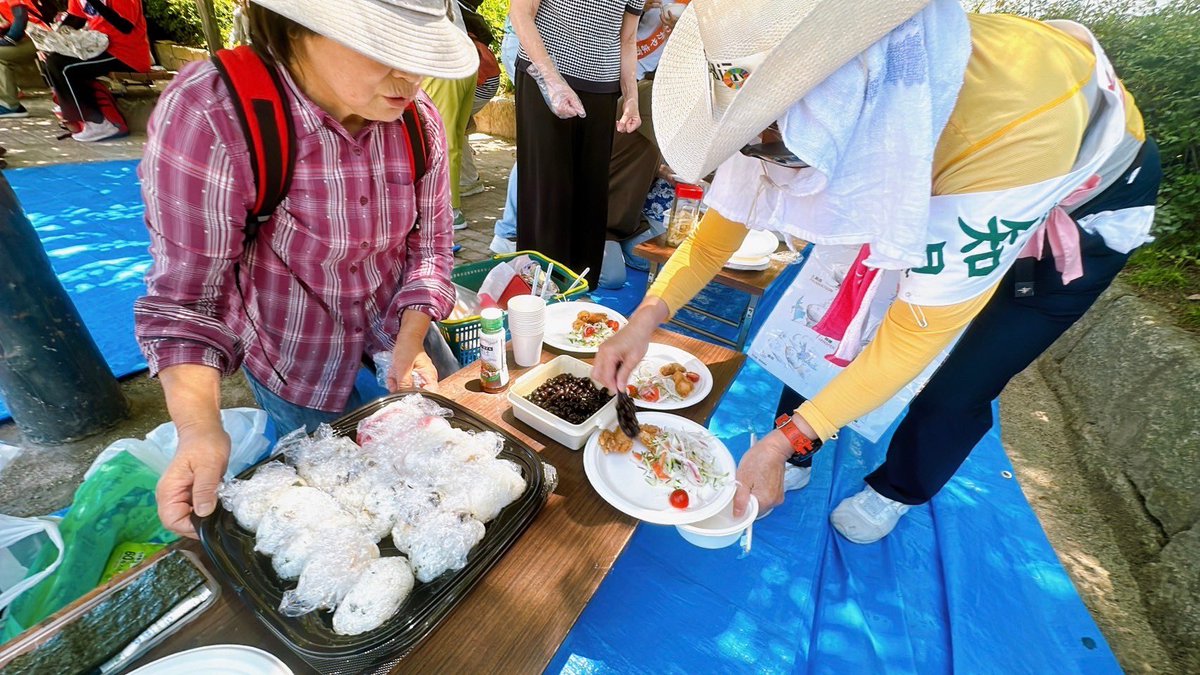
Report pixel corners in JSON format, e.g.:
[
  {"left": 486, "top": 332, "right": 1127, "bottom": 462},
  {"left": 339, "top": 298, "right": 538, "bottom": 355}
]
[{"left": 195, "top": 391, "right": 555, "bottom": 674}]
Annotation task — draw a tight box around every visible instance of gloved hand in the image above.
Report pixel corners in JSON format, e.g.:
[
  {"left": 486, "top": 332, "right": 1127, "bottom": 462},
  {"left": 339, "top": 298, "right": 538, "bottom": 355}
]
[{"left": 528, "top": 62, "right": 587, "bottom": 119}]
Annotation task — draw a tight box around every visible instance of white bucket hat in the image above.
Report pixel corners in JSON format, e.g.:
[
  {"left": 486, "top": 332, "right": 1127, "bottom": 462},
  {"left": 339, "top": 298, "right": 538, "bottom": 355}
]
[
  {"left": 652, "top": 0, "right": 932, "bottom": 184},
  {"left": 250, "top": 0, "right": 479, "bottom": 79}
]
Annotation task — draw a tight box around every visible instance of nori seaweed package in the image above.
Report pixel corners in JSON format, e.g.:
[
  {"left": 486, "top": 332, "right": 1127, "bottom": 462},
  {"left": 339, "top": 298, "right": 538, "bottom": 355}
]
[{"left": 1, "top": 452, "right": 177, "bottom": 642}]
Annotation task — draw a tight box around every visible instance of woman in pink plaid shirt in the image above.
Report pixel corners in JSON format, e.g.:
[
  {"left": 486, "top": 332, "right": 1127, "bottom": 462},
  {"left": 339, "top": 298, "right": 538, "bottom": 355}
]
[{"left": 134, "top": 0, "right": 479, "bottom": 539}]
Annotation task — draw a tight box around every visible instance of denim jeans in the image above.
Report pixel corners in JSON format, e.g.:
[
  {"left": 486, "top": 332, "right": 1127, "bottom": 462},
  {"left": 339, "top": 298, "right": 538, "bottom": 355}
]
[{"left": 244, "top": 368, "right": 373, "bottom": 437}]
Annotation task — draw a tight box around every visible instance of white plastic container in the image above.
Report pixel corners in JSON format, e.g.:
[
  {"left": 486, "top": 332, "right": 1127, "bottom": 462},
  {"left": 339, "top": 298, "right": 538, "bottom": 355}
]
[
  {"left": 507, "top": 355, "right": 617, "bottom": 450},
  {"left": 675, "top": 496, "right": 759, "bottom": 549}
]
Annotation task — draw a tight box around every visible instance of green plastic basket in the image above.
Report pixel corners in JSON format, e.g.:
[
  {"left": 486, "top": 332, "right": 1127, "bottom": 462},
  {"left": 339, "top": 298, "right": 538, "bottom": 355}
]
[{"left": 439, "top": 251, "right": 589, "bottom": 366}]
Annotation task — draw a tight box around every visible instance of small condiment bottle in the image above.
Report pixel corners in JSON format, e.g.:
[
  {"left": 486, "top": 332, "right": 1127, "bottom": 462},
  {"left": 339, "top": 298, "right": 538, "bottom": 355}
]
[
  {"left": 479, "top": 307, "right": 509, "bottom": 393},
  {"left": 665, "top": 183, "right": 705, "bottom": 247}
]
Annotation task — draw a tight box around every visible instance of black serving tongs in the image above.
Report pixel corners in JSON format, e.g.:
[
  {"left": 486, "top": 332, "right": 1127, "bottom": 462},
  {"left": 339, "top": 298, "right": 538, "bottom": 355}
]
[{"left": 616, "top": 391, "right": 641, "bottom": 439}]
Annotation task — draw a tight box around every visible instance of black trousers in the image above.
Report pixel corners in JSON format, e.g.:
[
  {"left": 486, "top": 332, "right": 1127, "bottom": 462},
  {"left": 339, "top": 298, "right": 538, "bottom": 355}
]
[
  {"left": 515, "top": 69, "right": 618, "bottom": 289},
  {"left": 43, "top": 51, "right": 131, "bottom": 124},
  {"left": 778, "top": 139, "right": 1163, "bottom": 504}
]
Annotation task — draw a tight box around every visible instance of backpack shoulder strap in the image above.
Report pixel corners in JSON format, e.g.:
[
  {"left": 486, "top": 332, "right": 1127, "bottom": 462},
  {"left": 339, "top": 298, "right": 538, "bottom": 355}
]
[
  {"left": 211, "top": 45, "right": 296, "bottom": 240},
  {"left": 401, "top": 103, "right": 428, "bottom": 183}
]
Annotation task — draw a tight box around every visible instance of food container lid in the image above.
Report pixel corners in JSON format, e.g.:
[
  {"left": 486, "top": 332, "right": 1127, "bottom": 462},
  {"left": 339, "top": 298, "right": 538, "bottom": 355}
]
[
  {"left": 480, "top": 307, "right": 504, "bottom": 332},
  {"left": 675, "top": 183, "right": 705, "bottom": 201}
]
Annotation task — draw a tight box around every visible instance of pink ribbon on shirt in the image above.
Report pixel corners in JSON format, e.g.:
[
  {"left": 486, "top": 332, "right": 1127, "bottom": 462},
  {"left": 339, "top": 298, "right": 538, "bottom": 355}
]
[{"left": 1018, "top": 174, "right": 1102, "bottom": 285}]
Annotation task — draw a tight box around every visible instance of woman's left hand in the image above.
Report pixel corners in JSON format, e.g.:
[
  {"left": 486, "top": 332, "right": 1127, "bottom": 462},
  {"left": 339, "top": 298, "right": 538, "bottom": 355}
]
[
  {"left": 617, "top": 97, "right": 641, "bottom": 134},
  {"left": 387, "top": 347, "right": 438, "bottom": 391},
  {"left": 732, "top": 429, "right": 794, "bottom": 519}
]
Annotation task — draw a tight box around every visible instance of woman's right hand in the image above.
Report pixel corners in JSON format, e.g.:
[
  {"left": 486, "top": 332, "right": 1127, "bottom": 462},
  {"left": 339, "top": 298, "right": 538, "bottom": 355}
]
[
  {"left": 593, "top": 306, "right": 663, "bottom": 395},
  {"left": 156, "top": 422, "right": 231, "bottom": 539},
  {"left": 528, "top": 62, "right": 587, "bottom": 119}
]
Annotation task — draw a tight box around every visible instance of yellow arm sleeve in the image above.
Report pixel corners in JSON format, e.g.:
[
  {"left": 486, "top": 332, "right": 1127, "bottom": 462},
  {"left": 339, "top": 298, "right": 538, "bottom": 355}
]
[
  {"left": 796, "top": 281, "right": 1001, "bottom": 441},
  {"left": 647, "top": 208, "right": 749, "bottom": 315}
]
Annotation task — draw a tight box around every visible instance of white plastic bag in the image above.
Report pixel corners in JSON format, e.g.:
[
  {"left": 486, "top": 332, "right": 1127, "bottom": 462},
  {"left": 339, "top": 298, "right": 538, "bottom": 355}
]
[
  {"left": 84, "top": 408, "right": 271, "bottom": 480},
  {"left": 0, "top": 515, "right": 63, "bottom": 612}
]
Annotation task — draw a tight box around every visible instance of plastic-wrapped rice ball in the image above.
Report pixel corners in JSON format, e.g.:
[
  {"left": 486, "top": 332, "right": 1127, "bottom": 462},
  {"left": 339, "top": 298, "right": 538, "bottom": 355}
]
[
  {"left": 218, "top": 462, "right": 306, "bottom": 532},
  {"left": 333, "top": 480, "right": 406, "bottom": 543},
  {"left": 437, "top": 459, "right": 527, "bottom": 523},
  {"left": 287, "top": 435, "right": 365, "bottom": 491},
  {"left": 357, "top": 395, "right": 452, "bottom": 451},
  {"left": 440, "top": 429, "right": 504, "bottom": 465},
  {"left": 332, "top": 557, "right": 415, "bottom": 635},
  {"left": 279, "top": 529, "right": 379, "bottom": 617},
  {"left": 254, "top": 487, "right": 352, "bottom": 559},
  {"left": 393, "top": 510, "right": 486, "bottom": 583}
]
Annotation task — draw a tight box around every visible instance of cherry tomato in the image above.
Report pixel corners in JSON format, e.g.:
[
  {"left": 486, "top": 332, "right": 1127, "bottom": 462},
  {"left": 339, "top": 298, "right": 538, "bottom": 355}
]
[
  {"left": 627, "top": 385, "right": 638, "bottom": 397},
  {"left": 685, "top": 372, "right": 701, "bottom": 383},
  {"left": 583, "top": 325, "right": 597, "bottom": 337},
  {"left": 669, "top": 489, "right": 689, "bottom": 509},
  {"left": 606, "top": 320, "right": 620, "bottom": 331},
  {"left": 640, "top": 387, "right": 660, "bottom": 403}
]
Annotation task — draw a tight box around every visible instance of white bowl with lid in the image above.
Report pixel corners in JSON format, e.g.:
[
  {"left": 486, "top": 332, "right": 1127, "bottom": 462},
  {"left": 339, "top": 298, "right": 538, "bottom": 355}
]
[{"left": 675, "top": 496, "right": 759, "bottom": 549}]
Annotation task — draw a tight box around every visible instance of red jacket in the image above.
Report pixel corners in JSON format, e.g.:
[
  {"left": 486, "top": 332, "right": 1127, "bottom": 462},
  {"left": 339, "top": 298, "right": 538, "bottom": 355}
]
[{"left": 67, "top": 0, "right": 151, "bottom": 72}]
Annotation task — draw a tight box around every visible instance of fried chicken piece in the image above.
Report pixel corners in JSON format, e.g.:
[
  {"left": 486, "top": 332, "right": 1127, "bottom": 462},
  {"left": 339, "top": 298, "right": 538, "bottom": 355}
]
[
  {"left": 599, "top": 428, "right": 633, "bottom": 454},
  {"left": 659, "top": 363, "right": 686, "bottom": 377},
  {"left": 638, "top": 424, "right": 662, "bottom": 448},
  {"left": 673, "top": 372, "right": 695, "bottom": 397}
]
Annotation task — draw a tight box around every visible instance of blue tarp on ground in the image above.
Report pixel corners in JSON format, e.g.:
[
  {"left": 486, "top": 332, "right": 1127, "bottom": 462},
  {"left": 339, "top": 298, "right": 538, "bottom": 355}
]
[
  {"left": 3, "top": 162, "right": 1120, "bottom": 672},
  {"left": 3, "top": 160, "right": 149, "bottom": 421},
  {"left": 554, "top": 269, "right": 1120, "bottom": 674}
]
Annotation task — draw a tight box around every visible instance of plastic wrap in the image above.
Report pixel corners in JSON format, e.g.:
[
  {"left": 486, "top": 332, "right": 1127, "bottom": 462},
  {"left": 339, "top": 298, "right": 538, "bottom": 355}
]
[
  {"left": 279, "top": 531, "right": 379, "bottom": 617},
  {"left": 392, "top": 511, "right": 486, "bottom": 583},
  {"left": 332, "top": 557, "right": 415, "bottom": 636},
  {"left": 217, "top": 461, "right": 306, "bottom": 532},
  {"left": 284, "top": 430, "right": 366, "bottom": 491},
  {"left": 436, "top": 459, "right": 527, "bottom": 523},
  {"left": 355, "top": 395, "right": 452, "bottom": 451},
  {"left": 253, "top": 487, "right": 351, "bottom": 559}
]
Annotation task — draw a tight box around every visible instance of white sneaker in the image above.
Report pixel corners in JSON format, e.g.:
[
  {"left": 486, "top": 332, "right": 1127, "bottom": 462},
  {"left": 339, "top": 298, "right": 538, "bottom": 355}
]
[
  {"left": 489, "top": 234, "right": 517, "bottom": 254},
  {"left": 783, "top": 464, "right": 811, "bottom": 491},
  {"left": 830, "top": 485, "right": 912, "bottom": 544},
  {"left": 460, "top": 179, "right": 485, "bottom": 197},
  {"left": 72, "top": 119, "right": 122, "bottom": 142},
  {"left": 755, "top": 465, "right": 812, "bottom": 520}
]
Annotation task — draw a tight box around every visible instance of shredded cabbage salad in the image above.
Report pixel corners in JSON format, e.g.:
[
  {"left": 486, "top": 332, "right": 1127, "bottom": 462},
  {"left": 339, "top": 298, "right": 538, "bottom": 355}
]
[{"left": 633, "top": 427, "right": 729, "bottom": 496}]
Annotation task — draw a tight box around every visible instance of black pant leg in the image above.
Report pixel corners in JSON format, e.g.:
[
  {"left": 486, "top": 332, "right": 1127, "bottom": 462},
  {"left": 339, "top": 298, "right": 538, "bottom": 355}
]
[
  {"left": 572, "top": 90, "right": 618, "bottom": 289},
  {"left": 44, "top": 51, "right": 129, "bottom": 124},
  {"left": 867, "top": 140, "right": 1162, "bottom": 505},
  {"left": 515, "top": 69, "right": 576, "bottom": 274}
]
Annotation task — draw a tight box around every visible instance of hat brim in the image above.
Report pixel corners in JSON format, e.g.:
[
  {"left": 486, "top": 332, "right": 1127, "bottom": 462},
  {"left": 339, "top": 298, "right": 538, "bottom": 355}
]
[
  {"left": 653, "top": 0, "right": 932, "bottom": 184},
  {"left": 251, "top": 0, "right": 479, "bottom": 80}
]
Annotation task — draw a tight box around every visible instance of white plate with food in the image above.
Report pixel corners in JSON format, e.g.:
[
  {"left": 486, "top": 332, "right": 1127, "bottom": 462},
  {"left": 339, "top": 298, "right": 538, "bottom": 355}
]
[
  {"left": 543, "top": 301, "right": 628, "bottom": 354},
  {"left": 723, "top": 257, "right": 772, "bottom": 272},
  {"left": 583, "top": 412, "right": 736, "bottom": 525},
  {"left": 625, "top": 342, "right": 712, "bottom": 410}
]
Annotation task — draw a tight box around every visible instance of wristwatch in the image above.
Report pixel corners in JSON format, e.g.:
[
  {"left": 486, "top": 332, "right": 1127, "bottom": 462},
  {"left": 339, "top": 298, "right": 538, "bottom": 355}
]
[{"left": 775, "top": 414, "right": 823, "bottom": 466}]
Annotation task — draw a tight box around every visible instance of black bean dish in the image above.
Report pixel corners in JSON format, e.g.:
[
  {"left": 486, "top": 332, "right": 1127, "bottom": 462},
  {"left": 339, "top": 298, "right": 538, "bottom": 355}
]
[{"left": 528, "top": 374, "right": 612, "bottom": 425}]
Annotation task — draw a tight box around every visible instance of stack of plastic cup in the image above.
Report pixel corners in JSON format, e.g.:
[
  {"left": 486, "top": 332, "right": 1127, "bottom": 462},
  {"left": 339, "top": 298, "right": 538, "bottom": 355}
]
[{"left": 507, "top": 294, "right": 546, "bottom": 367}]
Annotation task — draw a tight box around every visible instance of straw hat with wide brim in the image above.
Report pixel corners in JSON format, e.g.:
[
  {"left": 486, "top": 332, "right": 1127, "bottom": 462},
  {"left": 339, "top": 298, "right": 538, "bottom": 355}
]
[
  {"left": 250, "top": 0, "right": 478, "bottom": 79},
  {"left": 653, "top": 0, "right": 932, "bottom": 184}
]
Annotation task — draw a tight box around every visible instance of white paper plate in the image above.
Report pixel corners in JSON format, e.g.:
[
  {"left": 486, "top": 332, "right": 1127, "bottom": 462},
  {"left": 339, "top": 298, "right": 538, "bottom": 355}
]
[
  {"left": 583, "top": 412, "right": 736, "bottom": 525},
  {"left": 733, "top": 229, "right": 778, "bottom": 260},
  {"left": 127, "top": 645, "right": 292, "bottom": 675},
  {"left": 543, "top": 301, "right": 629, "bottom": 354},
  {"left": 626, "top": 342, "right": 713, "bottom": 411},
  {"left": 724, "top": 257, "right": 771, "bottom": 271}
]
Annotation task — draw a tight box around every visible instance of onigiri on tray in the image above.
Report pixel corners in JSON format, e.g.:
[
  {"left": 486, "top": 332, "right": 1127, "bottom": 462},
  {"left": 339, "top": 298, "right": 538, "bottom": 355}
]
[{"left": 196, "top": 392, "right": 556, "bottom": 673}]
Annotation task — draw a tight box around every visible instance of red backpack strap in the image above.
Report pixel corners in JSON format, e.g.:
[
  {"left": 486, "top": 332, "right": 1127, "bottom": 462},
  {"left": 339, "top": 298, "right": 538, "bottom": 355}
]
[
  {"left": 211, "top": 45, "right": 296, "bottom": 240},
  {"left": 401, "top": 103, "right": 428, "bottom": 183}
]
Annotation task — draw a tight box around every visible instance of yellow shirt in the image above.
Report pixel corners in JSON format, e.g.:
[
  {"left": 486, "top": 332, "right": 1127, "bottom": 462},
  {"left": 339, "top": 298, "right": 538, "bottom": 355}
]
[{"left": 647, "top": 14, "right": 1144, "bottom": 440}]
